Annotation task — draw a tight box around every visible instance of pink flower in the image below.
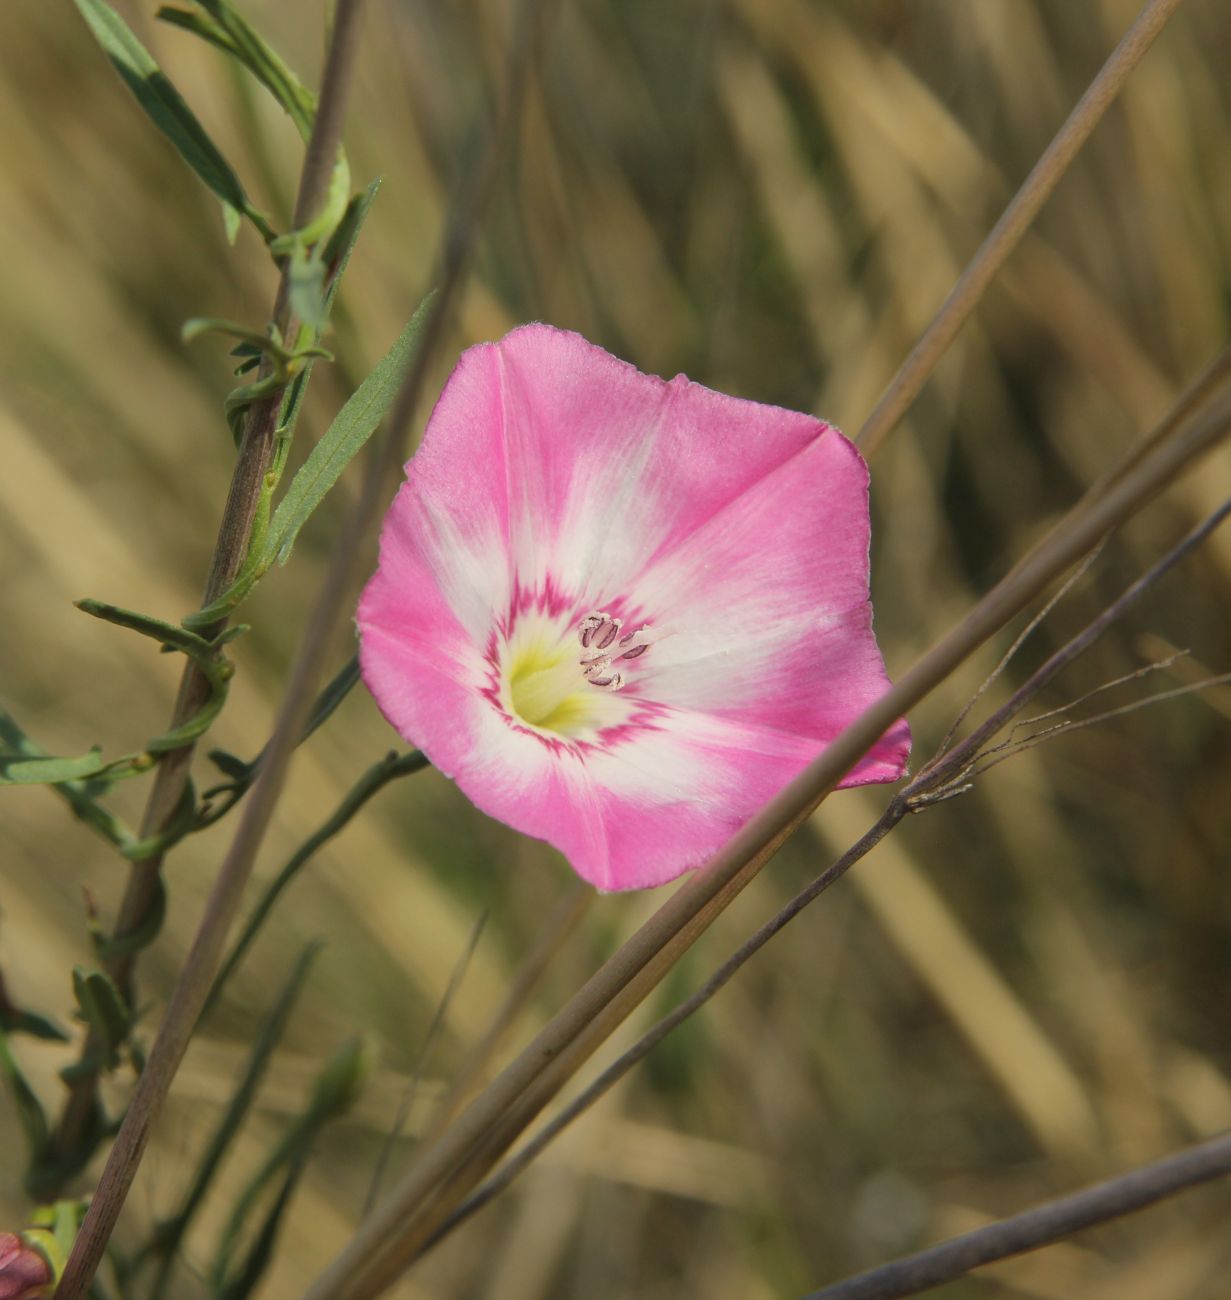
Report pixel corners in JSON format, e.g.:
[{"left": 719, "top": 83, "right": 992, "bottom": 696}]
[
  {"left": 358, "top": 325, "right": 909, "bottom": 890},
  {"left": 0, "top": 1234, "right": 51, "bottom": 1300}
]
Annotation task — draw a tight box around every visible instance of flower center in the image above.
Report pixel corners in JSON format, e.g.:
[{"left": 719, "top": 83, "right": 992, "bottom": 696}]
[{"left": 505, "top": 610, "right": 653, "bottom": 736}]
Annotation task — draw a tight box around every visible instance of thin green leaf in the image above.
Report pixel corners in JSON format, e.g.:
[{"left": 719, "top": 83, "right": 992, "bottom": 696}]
[
  {"left": 211, "top": 1037, "right": 369, "bottom": 1291},
  {"left": 120, "top": 779, "right": 197, "bottom": 861},
  {"left": 4, "top": 1011, "right": 69, "bottom": 1044},
  {"left": 265, "top": 293, "right": 435, "bottom": 569},
  {"left": 183, "top": 0, "right": 316, "bottom": 140},
  {"left": 272, "top": 147, "right": 352, "bottom": 252},
  {"left": 143, "top": 944, "right": 321, "bottom": 1300},
  {"left": 0, "top": 1026, "right": 49, "bottom": 1164},
  {"left": 75, "top": 599, "right": 234, "bottom": 749},
  {"left": 216, "top": 1160, "right": 306, "bottom": 1300},
  {"left": 0, "top": 749, "right": 107, "bottom": 786},
  {"left": 75, "top": 598, "right": 218, "bottom": 663},
  {"left": 0, "top": 709, "right": 137, "bottom": 845},
  {"left": 71, "top": 967, "right": 132, "bottom": 1061},
  {"left": 0, "top": 970, "right": 69, "bottom": 1044},
  {"left": 302, "top": 653, "right": 361, "bottom": 745},
  {"left": 155, "top": 6, "right": 235, "bottom": 58},
  {"left": 206, "top": 748, "right": 251, "bottom": 782},
  {"left": 144, "top": 674, "right": 230, "bottom": 752},
  {"left": 93, "top": 877, "right": 167, "bottom": 965},
  {"left": 72, "top": 0, "right": 270, "bottom": 239}
]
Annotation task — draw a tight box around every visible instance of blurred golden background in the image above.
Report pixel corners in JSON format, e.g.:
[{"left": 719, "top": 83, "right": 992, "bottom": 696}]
[{"left": 3, "top": 1, "right": 1231, "bottom": 1296}]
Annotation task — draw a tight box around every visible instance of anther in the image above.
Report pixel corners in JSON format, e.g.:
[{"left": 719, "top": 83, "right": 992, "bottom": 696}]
[
  {"left": 577, "top": 612, "right": 651, "bottom": 691},
  {"left": 579, "top": 611, "right": 622, "bottom": 651}
]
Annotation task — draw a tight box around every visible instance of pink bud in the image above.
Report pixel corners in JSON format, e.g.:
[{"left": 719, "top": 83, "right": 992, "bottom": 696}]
[{"left": 0, "top": 1234, "right": 51, "bottom": 1300}]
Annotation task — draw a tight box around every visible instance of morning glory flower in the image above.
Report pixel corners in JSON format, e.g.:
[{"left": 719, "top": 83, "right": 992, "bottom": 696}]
[{"left": 357, "top": 325, "right": 909, "bottom": 890}]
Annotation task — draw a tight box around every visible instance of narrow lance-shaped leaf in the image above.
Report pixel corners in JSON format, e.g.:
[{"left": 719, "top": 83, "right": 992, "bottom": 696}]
[
  {"left": 160, "top": 0, "right": 317, "bottom": 140},
  {"left": 0, "top": 1027, "right": 49, "bottom": 1165},
  {"left": 181, "top": 185, "right": 383, "bottom": 633},
  {"left": 216, "top": 1159, "right": 306, "bottom": 1300},
  {"left": 140, "top": 944, "right": 322, "bottom": 1300},
  {"left": 0, "top": 748, "right": 108, "bottom": 787},
  {"left": 210, "top": 1036, "right": 370, "bottom": 1292},
  {"left": 72, "top": 0, "right": 272, "bottom": 241},
  {"left": 74, "top": 597, "right": 219, "bottom": 663},
  {"left": 200, "top": 0, "right": 315, "bottom": 138},
  {"left": 0, "top": 971, "right": 69, "bottom": 1044},
  {"left": 74, "top": 599, "right": 236, "bottom": 752},
  {"left": 0, "top": 1011, "right": 70, "bottom": 1045},
  {"left": 0, "top": 710, "right": 137, "bottom": 848},
  {"left": 265, "top": 293, "right": 436, "bottom": 569},
  {"left": 71, "top": 967, "right": 133, "bottom": 1063}
]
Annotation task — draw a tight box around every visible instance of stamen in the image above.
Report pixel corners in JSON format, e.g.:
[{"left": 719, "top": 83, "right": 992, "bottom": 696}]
[
  {"left": 577, "top": 612, "right": 652, "bottom": 692},
  {"left": 579, "top": 611, "right": 622, "bottom": 651}
]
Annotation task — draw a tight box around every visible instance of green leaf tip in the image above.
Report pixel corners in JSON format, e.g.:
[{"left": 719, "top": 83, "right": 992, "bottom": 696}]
[
  {"left": 266, "top": 291, "right": 437, "bottom": 570},
  {"left": 71, "top": 967, "right": 133, "bottom": 1060},
  {"left": 72, "top": 0, "right": 273, "bottom": 241}
]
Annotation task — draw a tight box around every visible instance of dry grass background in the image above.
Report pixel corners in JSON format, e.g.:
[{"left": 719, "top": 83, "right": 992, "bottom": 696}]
[{"left": 2, "top": 1, "right": 1231, "bottom": 1296}]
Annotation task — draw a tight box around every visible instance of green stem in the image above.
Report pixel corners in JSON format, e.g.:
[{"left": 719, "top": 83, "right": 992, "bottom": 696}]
[
  {"left": 205, "top": 750, "right": 427, "bottom": 1018},
  {"left": 48, "top": 0, "right": 371, "bottom": 1216},
  {"left": 143, "top": 944, "right": 321, "bottom": 1300}
]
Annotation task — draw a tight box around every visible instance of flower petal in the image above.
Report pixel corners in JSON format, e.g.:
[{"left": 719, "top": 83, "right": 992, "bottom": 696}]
[
  {"left": 358, "top": 323, "right": 910, "bottom": 891},
  {"left": 632, "top": 428, "right": 900, "bottom": 745},
  {"left": 493, "top": 324, "right": 835, "bottom": 602}
]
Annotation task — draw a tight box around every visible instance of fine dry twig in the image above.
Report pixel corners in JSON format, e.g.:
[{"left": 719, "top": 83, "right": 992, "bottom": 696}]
[
  {"left": 801, "top": 1131, "right": 1231, "bottom": 1300},
  {"left": 855, "top": 0, "right": 1185, "bottom": 457}
]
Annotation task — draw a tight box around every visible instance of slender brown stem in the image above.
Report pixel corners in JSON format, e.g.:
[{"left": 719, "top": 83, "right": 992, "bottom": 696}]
[
  {"left": 52, "top": 0, "right": 539, "bottom": 1292},
  {"left": 52, "top": 3, "right": 373, "bottom": 1292},
  {"left": 909, "top": 496, "right": 1231, "bottom": 797},
  {"left": 855, "top": 0, "right": 1185, "bottom": 457},
  {"left": 801, "top": 1131, "right": 1231, "bottom": 1300},
  {"left": 302, "top": 372, "right": 1231, "bottom": 1297},
  {"left": 49, "top": 0, "right": 373, "bottom": 1184}
]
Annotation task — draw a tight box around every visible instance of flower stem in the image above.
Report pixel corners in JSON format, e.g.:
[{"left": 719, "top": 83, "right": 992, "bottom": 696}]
[
  {"left": 202, "top": 749, "right": 428, "bottom": 1021},
  {"left": 51, "top": 0, "right": 541, "bottom": 1289},
  {"left": 51, "top": 1, "right": 372, "bottom": 1291}
]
